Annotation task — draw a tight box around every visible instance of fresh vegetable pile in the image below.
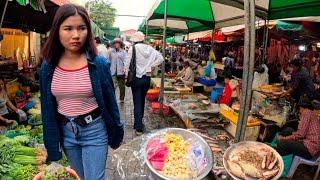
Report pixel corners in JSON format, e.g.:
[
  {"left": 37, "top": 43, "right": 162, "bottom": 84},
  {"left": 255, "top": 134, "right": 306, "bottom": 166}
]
[
  {"left": 0, "top": 138, "right": 46, "bottom": 179},
  {"left": 147, "top": 133, "right": 208, "bottom": 179},
  {"left": 0, "top": 119, "right": 46, "bottom": 179}
]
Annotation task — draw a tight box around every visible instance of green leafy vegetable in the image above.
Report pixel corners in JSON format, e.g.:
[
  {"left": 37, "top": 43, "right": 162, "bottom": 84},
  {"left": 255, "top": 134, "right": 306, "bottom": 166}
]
[{"left": 43, "top": 163, "right": 76, "bottom": 180}]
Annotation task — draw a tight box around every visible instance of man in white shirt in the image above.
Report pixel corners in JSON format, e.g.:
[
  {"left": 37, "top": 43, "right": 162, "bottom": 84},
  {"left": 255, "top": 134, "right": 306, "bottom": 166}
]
[{"left": 124, "top": 32, "right": 164, "bottom": 135}]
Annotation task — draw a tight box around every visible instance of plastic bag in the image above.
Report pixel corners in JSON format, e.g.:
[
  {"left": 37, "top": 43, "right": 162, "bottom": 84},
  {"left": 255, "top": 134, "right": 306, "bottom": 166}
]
[
  {"left": 188, "top": 143, "right": 208, "bottom": 174},
  {"left": 146, "top": 138, "right": 168, "bottom": 171},
  {"left": 204, "top": 61, "right": 212, "bottom": 77},
  {"left": 17, "top": 109, "right": 27, "bottom": 122}
]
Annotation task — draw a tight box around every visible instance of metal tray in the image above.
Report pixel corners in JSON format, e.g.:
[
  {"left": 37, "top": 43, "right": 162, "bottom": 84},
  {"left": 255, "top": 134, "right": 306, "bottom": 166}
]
[
  {"left": 223, "top": 141, "right": 284, "bottom": 180},
  {"left": 143, "top": 128, "right": 213, "bottom": 180}
]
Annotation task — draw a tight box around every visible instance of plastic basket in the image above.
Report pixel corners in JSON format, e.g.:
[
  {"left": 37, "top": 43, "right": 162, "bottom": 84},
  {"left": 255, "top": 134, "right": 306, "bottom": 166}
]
[
  {"left": 151, "top": 102, "right": 171, "bottom": 116},
  {"left": 146, "top": 89, "right": 160, "bottom": 102},
  {"left": 146, "top": 93, "right": 159, "bottom": 102},
  {"left": 198, "top": 77, "right": 217, "bottom": 86}
]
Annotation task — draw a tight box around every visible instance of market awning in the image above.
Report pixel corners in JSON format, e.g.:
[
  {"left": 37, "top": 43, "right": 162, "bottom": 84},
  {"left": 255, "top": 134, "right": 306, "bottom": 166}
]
[
  {"left": 269, "top": 0, "right": 320, "bottom": 20},
  {"left": 103, "top": 27, "right": 121, "bottom": 41},
  {"left": 186, "top": 30, "right": 226, "bottom": 43},
  {"left": 138, "top": 20, "right": 184, "bottom": 37},
  {"left": 1, "top": 0, "right": 58, "bottom": 33},
  {"left": 14, "top": 0, "right": 45, "bottom": 11},
  {"left": 145, "top": 0, "right": 215, "bottom": 33},
  {"left": 91, "top": 21, "right": 105, "bottom": 39},
  {"left": 210, "top": 0, "right": 320, "bottom": 22},
  {"left": 166, "top": 35, "right": 185, "bottom": 44}
]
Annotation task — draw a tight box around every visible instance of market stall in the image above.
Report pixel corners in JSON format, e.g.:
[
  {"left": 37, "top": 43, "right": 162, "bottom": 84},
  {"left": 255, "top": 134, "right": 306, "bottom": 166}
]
[{"left": 0, "top": 1, "right": 76, "bottom": 178}]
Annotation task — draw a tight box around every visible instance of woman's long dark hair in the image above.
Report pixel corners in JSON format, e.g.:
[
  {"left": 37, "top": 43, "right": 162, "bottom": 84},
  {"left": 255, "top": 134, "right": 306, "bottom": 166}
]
[{"left": 41, "top": 4, "right": 97, "bottom": 65}]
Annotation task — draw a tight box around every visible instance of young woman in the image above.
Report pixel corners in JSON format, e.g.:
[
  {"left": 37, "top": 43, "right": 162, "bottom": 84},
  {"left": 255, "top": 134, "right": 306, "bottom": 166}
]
[
  {"left": 277, "top": 95, "right": 320, "bottom": 159},
  {"left": 0, "top": 78, "right": 19, "bottom": 125},
  {"left": 125, "top": 32, "right": 164, "bottom": 135},
  {"left": 40, "top": 5, "right": 123, "bottom": 180}
]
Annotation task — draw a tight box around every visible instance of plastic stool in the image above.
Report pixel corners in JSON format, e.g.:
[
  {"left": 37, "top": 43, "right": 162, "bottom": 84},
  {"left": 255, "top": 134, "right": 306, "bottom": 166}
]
[{"left": 287, "top": 154, "right": 320, "bottom": 180}]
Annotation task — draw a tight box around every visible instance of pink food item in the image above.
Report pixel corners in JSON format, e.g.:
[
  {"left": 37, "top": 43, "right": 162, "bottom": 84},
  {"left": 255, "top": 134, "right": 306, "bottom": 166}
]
[{"left": 147, "top": 138, "right": 169, "bottom": 171}]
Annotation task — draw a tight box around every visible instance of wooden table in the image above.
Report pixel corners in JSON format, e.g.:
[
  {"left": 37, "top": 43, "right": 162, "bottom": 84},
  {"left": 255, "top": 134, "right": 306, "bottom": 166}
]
[
  {"left": 168, "top": 104, "right": 194, "bottom": 128},
  {"left": 151, "top": 78, "right": 204, "bottom": 94}
]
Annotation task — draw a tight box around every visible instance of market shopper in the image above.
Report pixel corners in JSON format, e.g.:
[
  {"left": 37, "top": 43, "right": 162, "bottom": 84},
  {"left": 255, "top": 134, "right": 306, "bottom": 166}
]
[
  {"left": 277, "top": 95, "right": 320, "bottom": 159},
  {"left": 0, "top": 78, "right": 19, "bottom": 125},
  {"left": 224, "top": 51, "right": 234, "bottom": 72},
  {"left": 125, "top": 32, "right": 164, "bottom": 135},
  {"left": 40, "top": 4, "right": 123, "bottom": 180},
  {"left": 109, "top": 38, "right": 127, "bottom": 103},
  {"left": 285, "top": 58, "right": 316, "bottom": 102}
]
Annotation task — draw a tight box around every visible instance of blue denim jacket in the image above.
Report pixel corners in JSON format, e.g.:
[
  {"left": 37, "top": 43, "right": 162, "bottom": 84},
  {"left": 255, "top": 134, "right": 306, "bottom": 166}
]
[{"left": 40, "top": 53, "right": 124, "bottom": 161}]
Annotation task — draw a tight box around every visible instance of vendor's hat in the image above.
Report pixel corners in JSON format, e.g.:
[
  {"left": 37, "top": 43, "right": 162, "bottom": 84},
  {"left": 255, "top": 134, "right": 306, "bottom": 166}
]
[
  {"left": 130, "top": 31, "right": 145, "bottom": 42},
  {"left": 113, "top": 38, "right": 122, "bottom": 43}
]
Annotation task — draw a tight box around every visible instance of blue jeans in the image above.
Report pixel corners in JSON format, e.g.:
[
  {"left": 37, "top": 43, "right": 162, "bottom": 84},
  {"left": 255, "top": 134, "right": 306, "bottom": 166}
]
[
  {"left": 131, "top": 76, "right": 150, "bottom": 131},
  {"left": 62, "top": 116, "right": 108, "bottom": 180}
]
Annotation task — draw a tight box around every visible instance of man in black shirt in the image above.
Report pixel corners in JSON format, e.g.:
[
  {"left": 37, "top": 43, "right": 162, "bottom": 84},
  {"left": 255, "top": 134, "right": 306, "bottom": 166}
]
[{"left": 287, "top": 58, "right": 315, "bottom": 102}]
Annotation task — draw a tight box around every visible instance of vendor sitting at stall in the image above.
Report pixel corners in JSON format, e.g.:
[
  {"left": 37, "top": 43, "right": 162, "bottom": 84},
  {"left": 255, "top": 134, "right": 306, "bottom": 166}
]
[
  {"left": 197, "top": 60, "right": 217, "bottom": 87},
  {"left": 176, "top": 61, "right": 194, "bottom": 87},
  {"left": 285, "top": 58, "right": 316, "bottom": 102},
  {"left": 0, "top": 78, "right": 19, "bottom": 125},
  {"left": 277, "top": 95, "right": 320, "bottom": 159},
  {"left": 219, "top": 70, "right": 241, "bottom": 105}
]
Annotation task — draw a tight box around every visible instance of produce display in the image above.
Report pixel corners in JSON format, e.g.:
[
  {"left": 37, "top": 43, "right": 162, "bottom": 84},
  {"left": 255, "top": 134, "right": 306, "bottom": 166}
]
[
  {"left": 146, "top": 129, "right": 212, "bottom": 180},
  {"left": 162, "top": 133, "right": 192, "bottom": 178},
  {"left": 0, "top": 125, "right": 46, "bottom": 179},
  {"left": 0, "top": 91, "right": 70, "bottom": 179},
  {"left": 223, "top": 141, "right": 283, "bottom": 180}
]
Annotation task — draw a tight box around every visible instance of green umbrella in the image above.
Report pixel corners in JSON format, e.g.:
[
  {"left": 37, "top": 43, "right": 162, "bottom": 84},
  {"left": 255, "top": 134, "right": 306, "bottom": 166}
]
[
  {"left": 146, "top": 0, "right": 215, "bottom": 33},
  {"left": 15, "top": 0, "right": 42, "bottom": 11},
  {"left": 91, "top": 21, "right": 105, "bottom": 39},
  {"left": 269, "top": 0, "right": 320, "bottom": 19},
  {"left": 138, "top": 20, "right": 183, "bottom": 37},
  {"left": 208, "top": 0, "right": 320, "bottom": 22}
]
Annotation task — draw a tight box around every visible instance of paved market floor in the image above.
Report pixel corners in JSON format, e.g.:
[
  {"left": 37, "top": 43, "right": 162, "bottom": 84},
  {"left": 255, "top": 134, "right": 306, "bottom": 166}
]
[{"left": 105, "top": 87, "right": 315, "bottom": 180}]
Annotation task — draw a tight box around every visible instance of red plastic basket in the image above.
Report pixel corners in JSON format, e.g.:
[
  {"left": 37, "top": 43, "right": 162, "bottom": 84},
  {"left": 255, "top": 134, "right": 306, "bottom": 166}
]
[
  {"left": 146, "top": 93, "right": 159, "bottom": 102},
  {"left": 151, "top": 102, "right": 171, "bottom": 116},
  {"left": 146, "top": 88, "right": 160, "bottom": 102}
]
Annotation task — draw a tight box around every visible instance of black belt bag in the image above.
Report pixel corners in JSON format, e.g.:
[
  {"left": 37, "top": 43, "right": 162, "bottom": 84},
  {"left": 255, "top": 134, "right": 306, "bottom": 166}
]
[{"left": 59, "top": 108, "right": 101, "bottom": 127}]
